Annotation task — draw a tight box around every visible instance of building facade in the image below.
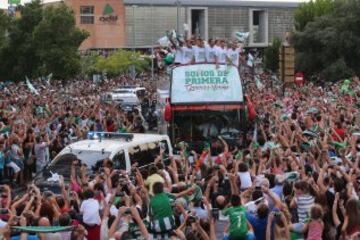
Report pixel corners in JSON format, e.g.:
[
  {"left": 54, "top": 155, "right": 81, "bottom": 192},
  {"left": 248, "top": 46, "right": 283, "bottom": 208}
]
[
  {"left": 65, "top": 0, "right": 126, "bottom": 50},
  {"left": 124, "top": 0, "right": 297, "bottom": 48},
  {"left": 64, "top": 0, "right": 297, "bottom": 50}
]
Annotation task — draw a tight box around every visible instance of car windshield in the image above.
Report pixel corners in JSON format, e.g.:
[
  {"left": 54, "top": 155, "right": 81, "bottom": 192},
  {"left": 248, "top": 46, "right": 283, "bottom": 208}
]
[{"left": 113, "top": 90, "right": 132, "bottom": 94}]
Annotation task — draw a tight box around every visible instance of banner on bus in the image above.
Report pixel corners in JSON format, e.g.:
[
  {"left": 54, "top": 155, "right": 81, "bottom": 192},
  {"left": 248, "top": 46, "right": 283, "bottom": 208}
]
[{"left": 171, "top": 64, "right": 243, "bottom": 105}]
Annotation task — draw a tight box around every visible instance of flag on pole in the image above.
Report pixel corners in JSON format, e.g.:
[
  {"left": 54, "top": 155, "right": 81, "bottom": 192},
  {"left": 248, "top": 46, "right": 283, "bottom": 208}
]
[
  {"left": 255, "top": 75, "right": 264, "bottom": 90},
  {"left": 235, "top": 32, "right": 250, "bottom": 43},
  {"left": 25, "top": 76, "right": 39, "bottom": 95},
  {"left": 247, "top": 53, "right": 254, "bottom": 67},
  {"left": 46, "top": 73, "right": 53, "bottom": 85}
]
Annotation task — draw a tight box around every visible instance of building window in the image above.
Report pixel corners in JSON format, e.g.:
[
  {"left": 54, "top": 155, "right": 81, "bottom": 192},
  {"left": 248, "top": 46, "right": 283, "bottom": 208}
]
[
  {"left": 249, "top": 9, "right": 268, "bottom": 46},
  {"left": 80, "top": 6, "right": 94, "bottom": 24}
]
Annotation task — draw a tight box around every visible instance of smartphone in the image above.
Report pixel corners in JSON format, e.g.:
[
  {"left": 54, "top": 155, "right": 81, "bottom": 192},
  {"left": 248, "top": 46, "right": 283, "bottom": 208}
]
[
  {"left": 0, "top": 209, "right": 8, "bottom": 214},
  {"left": 211, "top": 208, "right": 220, "bottom": 220},
  {"left": 43, "top": 191, "right": 53, "bottom": 198}
]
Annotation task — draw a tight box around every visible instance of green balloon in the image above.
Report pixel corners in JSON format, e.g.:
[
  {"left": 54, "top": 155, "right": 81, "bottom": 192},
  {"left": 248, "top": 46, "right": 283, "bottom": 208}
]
[{"left": 164, "top": 54, "right": 174, "bottom": 65}]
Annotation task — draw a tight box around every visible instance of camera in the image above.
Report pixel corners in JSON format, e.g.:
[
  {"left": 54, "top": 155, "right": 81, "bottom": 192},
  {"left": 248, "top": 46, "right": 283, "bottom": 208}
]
[
  {"left": 43, "top": 190, "right": 53, "bottom": 198},
  {"left": 124, "top": 208, "right": 131, "bottom": 215},
  {"left": 187, "top": 215, "right": 197, "bottom": 224}
]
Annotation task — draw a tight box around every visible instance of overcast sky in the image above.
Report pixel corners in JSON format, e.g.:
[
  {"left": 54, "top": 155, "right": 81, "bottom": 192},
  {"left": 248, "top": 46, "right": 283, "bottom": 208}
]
[{"left": 0, "top": 0, "right": 308, "bottom": 9}]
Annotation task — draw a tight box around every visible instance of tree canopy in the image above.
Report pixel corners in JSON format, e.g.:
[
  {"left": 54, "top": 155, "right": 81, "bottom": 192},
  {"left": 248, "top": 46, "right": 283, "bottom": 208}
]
[
  {"left": 293, "top": 0, "right": 360, "bottom": 81},
  {"left": 294, "top": 0, "right": 336, "bottom": 31},
  {"left": 0, "top": 0, "right": 88, "bottom": 81},
  {"left": 263, "top": 37, "right": 282, "bottom": 73},
  {"left": 95, "top": 50, "right": 150, "bottom": 77}
]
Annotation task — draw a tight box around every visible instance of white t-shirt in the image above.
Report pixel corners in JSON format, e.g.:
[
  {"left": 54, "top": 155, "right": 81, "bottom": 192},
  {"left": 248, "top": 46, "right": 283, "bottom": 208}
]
[
  {"left": 162, "top": 169, "right": 172, "bottom": 184},
  {"left": 181, "top": 47, "right": 194, "bottom": 64},
  {"left": 193, "top": 46, "right": 206, "bottom": 63},
  {"left": 174, "top": 48, "right": 183, "bottom": 64},
  {"left": 216, "top": 47, "right": 228, "bottom": 64},
  {"left": 237, "top": 171, "right": 252, "bottom": 189},
  {"left": 227, "top": 48, "right": 241, "bottom": 67},
  {"left": 80, "top": 198, "right": 101, "bottom": 225},
  {"left": 205, "top": 45, "right": 217, "bottom": 63}
]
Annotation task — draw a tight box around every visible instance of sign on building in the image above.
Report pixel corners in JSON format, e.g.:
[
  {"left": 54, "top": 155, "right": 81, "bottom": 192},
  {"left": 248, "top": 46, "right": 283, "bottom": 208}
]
[{"left": 99, "top": 3, "right": 118, "bottom": 23}]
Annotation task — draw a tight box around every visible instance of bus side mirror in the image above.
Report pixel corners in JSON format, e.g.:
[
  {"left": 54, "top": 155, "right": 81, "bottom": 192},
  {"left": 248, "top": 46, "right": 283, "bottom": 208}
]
[{"left": 164, "top": 103, "right": 172, "bottom": 122}]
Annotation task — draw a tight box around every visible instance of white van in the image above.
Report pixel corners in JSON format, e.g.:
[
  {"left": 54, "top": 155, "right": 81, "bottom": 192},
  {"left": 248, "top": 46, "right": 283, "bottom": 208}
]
[
  {"left": 113, "top": 86, "right": 146, "bottom": 97},
  {"left": 36, "top": 132, "right": 172, "bottom": 182},
  {"left": 102, "top": 92, "right": 140, "bottom": 104}
]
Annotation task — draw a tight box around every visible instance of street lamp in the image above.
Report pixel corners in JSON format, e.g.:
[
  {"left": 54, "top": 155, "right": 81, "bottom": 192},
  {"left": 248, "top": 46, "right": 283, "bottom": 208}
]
[
  {"left": 175, "top": 0, "right": 180, "bottom": 33},
  {"left": 151, "top": 1, "right": 154, "bottom": 82},
  {"left": 132, "top": 5, "right": 138, "bottom": 53}
]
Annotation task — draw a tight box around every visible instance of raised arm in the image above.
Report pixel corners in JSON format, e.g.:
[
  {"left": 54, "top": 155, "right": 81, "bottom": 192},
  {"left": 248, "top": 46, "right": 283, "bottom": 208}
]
[
  {"left": 266, "top": 212, "right": 274, "bottom": 240},
  {"left": 130, "top": 206, "right": 149, "bottom": 239},
  {"left": 332, "top": 193, "right": 341, "bottom": 228}
]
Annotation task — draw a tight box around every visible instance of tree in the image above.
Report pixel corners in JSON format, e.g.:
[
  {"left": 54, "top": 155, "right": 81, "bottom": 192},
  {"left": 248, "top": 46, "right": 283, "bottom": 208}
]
[
  {"left": 33, "top": 3, "right": 88, "bottom": 79},
  {"left": 80, "top": 52, "right": 100, "bottom": 78},
  {"left": 294, "top": 0, "right": 336, "bottom": 31},
  {"left": 0, "top": 1, "right": 88, "bottom": 81},
  {"left": 0, "top": 11, "right": 10, "bottom": 50},
  {"left": 263, "top": 37, "right": 282, "bottom": 73},
  {"left": 293, "top": 0, "right": 360, "bottom": 81},
  {"left": 95, "top": 50, "right": 149, "bottom": 77},
  {"left": 0, "top": 0, "right": 43, "bottom": 81}
]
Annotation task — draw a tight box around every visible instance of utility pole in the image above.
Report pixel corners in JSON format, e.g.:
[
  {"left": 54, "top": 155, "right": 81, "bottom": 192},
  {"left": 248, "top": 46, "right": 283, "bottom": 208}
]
[
  {"left": 151, "top": 1, "right": 154, "bottom": 83},
  {"left": 132, "top": 5, "right": 138, "bottom": 53},
  {"left": 176, "top": 0, "right": 180, "bottom": 33}
]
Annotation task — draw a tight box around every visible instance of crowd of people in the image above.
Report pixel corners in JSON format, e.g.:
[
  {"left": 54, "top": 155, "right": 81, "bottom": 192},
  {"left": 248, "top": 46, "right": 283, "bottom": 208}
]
[
  {"left": 0, "top": 75, "right": 157, "bottom": 185},
  {"left": 0, "top": 45, "right": 360, "bottom": 240}
]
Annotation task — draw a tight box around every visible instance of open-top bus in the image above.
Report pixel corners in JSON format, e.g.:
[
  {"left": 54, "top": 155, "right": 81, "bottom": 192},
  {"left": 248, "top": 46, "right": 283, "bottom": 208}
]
[{"left": 160, "top": 63, "right": 255, "bottom": 153}]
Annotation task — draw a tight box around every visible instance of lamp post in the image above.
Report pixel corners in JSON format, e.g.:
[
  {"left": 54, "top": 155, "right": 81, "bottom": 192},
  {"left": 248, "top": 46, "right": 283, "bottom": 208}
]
[
  {"left": 175, "top": 0, "right": 180, "bottom": 33},
  {"left": 151, "top": 1, "right": 154, "bottom": 82},
  {"left": 132, "top": 5, "right": 138, "bottom": 53}
]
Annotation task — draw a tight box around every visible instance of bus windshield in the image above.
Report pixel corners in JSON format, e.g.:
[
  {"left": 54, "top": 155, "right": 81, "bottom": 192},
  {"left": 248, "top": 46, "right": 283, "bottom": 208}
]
[{"left": 170, "top": 109, "right": 242, "bottom": 144}]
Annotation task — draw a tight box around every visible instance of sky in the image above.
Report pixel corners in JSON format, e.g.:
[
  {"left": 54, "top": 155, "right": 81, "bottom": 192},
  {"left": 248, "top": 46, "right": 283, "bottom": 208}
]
[{"left": 0, "top": 0, "right": 308, "bottom": 9}]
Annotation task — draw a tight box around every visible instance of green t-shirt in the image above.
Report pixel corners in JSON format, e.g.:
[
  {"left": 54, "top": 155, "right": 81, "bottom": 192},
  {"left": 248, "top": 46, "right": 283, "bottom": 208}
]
[
  {"left": 223, "top": 205, "right": 248, "bottom": 238},
  {"left": 183, "top": 184, "right": 202, "bottom": 202},
  {"left": 150, "top": 192, "right": 175, "bottom": 220},
  {"left": 149, "top": 192, "right": 176, "bottom": 233},
  {"left": 128, "top": 220, "right": 150, "bottom": 239}
]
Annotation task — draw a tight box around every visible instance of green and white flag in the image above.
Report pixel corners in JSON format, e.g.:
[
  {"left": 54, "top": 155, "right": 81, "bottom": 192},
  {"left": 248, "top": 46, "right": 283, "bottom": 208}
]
[
  {"left": 45, "top": 73, "right": 53, "bottom": 85},
  {"left": 158, "top": 36, "right": 170, "bottom": 47},
  {"left": 25, "top": 76, "right": 39, "bottom": 95},
  {"left": 255, "top": 75, "right": 264, "bottom": 90},
  {"left": 235, "top": 32, "right": 249, "bottom": 42}
]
